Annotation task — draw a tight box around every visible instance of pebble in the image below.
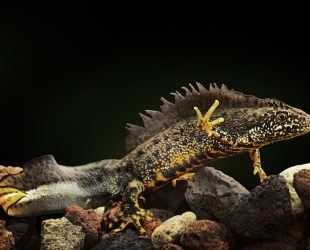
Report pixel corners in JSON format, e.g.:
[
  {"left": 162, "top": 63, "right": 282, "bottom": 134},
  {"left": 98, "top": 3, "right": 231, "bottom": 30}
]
[
  {"left": 92, "top": 230, "right": 153, "bottom": 250},
  {"left": 41, "top": 217, "right": 85, "bottom": 250},
  {"left": 293, "top": 169, "right": 310, "bottom": 211},
  {"left": 65, "top": 205, "right": 101, "bottom": 247},
  {"left": 180, "top": 220, "right": 234, "bottom": 250},
  {"left": 151, "top": 211, "right": 196, "bottom": 249},
  {"left": 280, "top": 163, "right": 310, "bottom": 214}
]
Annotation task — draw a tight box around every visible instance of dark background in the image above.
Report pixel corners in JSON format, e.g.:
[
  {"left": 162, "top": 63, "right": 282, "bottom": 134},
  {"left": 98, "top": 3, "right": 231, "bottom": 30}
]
[{"left": 0, "top": 5, "right": 309, "bottom": 189}]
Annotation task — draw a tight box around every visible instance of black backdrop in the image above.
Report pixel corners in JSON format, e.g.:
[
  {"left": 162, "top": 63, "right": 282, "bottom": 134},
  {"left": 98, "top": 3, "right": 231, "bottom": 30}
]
[{"left": 1, "top": 5, "right": 309, "bottom": 188}]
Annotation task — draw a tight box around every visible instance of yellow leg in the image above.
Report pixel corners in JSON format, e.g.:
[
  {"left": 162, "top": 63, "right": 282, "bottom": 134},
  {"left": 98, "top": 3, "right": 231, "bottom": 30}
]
[
  {"left": 172, "top": 173, "right": 195, "bottom": 187},
  {"left": 194, "top": 100, "right": 224, "bottom": 137},
  {"left": 249, "top": 149, "right": 267, "bottom": 182}
]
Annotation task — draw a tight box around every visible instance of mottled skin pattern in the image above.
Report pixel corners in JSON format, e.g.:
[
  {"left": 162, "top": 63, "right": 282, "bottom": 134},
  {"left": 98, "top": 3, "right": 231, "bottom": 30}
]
[{"left": 1, "top": 84, "right": 310, "bottom": 235}]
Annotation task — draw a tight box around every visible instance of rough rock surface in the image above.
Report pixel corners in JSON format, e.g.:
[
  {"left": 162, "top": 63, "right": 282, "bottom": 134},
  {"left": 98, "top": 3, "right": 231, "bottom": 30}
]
[
  {"left": 65, "top": 205, "right": 101, "bottom": 246},
  {"left": 146, "top": 181, "right": 189, "bottom": 214},
  {"left": 293, "top": 169, "right": 310, "bottom": 210},
  {"left": 242, "top": 218, "right": 309, "bottom": 250},
  {"left": 41, "top": 217, "right": 85, "bottom": 250},
  {"left": 0, "top": 220, "right": 15, "bottom": 250},
  {"left": 151, "top": 211, "right": 196, "bottom": 249},
  {"left": 94, "top": 206, "right": 105, "bottom": 223},
  {"left": 185, "top": 167, "right": 249, "bottom": 221},
  {"left": 180, "top": 220, "right": 234, "bottom": 250},
  {"left": 149, "top": 208, "right": 174, "bottom": 222},
  {"left": 6, "top": 219, "right": 40, "bottom": 250},
  {"left": 92, "top": 230, "right": 153, "bottom": 250},
  {"left": 280, "top": 163, "right": 310, "bottom": 214},
  {"left": 228, "top": 175, "right": 294, "bottom": 240},
  {"left": 162, "top": 243, "right": 184, "bottom": 250}
]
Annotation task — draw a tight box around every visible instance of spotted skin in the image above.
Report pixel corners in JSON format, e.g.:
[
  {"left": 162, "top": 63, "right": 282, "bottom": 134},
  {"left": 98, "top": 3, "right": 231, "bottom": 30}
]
[{"left": 1, "top": 85, "right": 310, "bottom": 235}]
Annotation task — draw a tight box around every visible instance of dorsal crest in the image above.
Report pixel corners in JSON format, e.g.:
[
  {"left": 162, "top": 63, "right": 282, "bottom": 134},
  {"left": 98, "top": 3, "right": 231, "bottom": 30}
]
[{"left": 125, "top": 83, "right": 290, "bottom": 152}]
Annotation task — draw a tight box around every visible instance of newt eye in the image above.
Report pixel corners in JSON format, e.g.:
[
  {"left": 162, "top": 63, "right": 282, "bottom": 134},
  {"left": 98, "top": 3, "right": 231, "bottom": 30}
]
[{"left": 276, "top": 112, "right": 288, "bottom": 121}]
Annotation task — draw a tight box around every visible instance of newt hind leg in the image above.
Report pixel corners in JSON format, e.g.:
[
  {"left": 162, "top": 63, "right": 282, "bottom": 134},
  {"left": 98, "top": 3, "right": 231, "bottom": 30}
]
[{"left": 109, "top": 180, "right": 153, "bottom": 235}]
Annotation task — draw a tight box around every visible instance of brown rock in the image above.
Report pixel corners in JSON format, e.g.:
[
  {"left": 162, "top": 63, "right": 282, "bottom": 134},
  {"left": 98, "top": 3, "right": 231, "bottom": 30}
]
[
  {"left": 65, "top": 205, "right": 101, "bottom": 247},
  {"left": 0, "top": 220, "right": 15, "bottom": 250},
  {"left": 293, "top": 169, "right": 310, "bottom": 210},
  {"left": 162, "top": 243, "right": 184, "bottom": 250},
  {"left": 102, "top": 202, "right": 121, "bottom": 229},
  {"left": 180, "top": 220, "right": 234, "bottom": 250},
  {"left": 0, "top": 166, "right": 23, "bottom": 180},
  {"left": 141, "top": 216, "right": 162, "bottom": 237}
]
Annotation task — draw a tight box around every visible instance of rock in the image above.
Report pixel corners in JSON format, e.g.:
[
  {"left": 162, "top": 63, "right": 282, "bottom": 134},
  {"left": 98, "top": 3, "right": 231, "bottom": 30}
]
[
  {"left": 41, "top": 217, "right": 85, "bottom": 250},
  {"left": 242, "top": 242, "right": 297, "bottom": 250},
  {"left": 151, "top": 211, "right": 196, "bottom": 249},
  {"left": 92, "top": 230, "right": 153, "bottom": 250},
  {"left": 280, "top": 163, "right": 310, "bottom": 214},
  {"left": 145, "top": 181, "right": 189, "bottom": 214},
  {"left": 6, "top": 219, "right": 40, "bottom": 250},
  {"left": 141, "top": 216, "right": 162, "bottom": 237},
  {"left": 0, "top": 220, "right": 15, "bottom": 250},
  {"left": 162, "top": 243, "right": 184, "bottom": 250},
  {"left": 180, "top": 220, "right": 234, "bottom": 250},
  {"left": 65, "top": 205, "right": 101, "bottom": 247},
  {"left": 149, "top": 208, "right": 174, "bottom": 222},
  {"left": 242, "top": 217, "right": 308, "bottom": 250},
  {"left": 94, "top": 206, "right": 105, "bottom": 223},
  {"left": 185, "top": 167, "right": 250, "bottom": 221},
  {"left": 228, "top": 175, "right": 294, "bottom": 241},
  {"left": 293, "top": 169, "right": 310, "bottom": 210}
]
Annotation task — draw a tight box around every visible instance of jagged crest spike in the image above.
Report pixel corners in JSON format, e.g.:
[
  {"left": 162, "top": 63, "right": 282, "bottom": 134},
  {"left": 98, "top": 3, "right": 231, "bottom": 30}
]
[{"left": 125, "top": 83, "right": 290, "bottom": 152}]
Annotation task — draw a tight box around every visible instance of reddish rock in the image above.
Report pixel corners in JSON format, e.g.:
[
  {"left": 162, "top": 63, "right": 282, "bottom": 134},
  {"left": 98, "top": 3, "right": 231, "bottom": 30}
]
[
  {"left": 293, "top": 169, "right": 310, "bottom": 210},
  {"left": 0, "top": 220, "right": 15, "bottom": 250},
  {"left": 102, "top": 202, "right": 121, "bottom": 229},
  {"left": 162, "top": 243, "right": 184, "bottom": 250},
  {"left": 141, "top": 216, "right": 162, "bottom": 237},
  {"left": 65, "top": 205, "right": 101, "bottom": 247},
  {"left": 180, "top": 220, "right": 234, "bottom": 250}
]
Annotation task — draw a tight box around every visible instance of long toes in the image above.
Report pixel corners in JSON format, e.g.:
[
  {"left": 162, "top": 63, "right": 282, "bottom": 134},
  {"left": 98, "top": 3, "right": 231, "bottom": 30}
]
[
  {"left": 110, "top": 221, "right": 129, "bottom": 234},
  {"left": 131, "top": 216, "right": 146, "bottom": 235}
]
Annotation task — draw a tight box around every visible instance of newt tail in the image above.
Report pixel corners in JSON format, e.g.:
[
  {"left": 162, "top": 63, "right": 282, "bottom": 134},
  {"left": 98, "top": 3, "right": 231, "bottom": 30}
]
[{"left": 1, "top": 83, "right": 310, "bottom": 235}]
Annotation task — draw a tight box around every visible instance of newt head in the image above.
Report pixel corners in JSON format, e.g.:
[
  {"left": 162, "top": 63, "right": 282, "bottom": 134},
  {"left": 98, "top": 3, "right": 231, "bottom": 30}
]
[{"left": 247, "top": 103, "right": 310, "bottom": 146}]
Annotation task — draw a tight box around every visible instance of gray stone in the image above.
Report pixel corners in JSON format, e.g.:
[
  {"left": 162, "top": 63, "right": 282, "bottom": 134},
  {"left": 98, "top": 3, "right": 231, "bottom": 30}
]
[
  {"left": 185, "top": 167, "right": 250, "bottom": 221},
  {"left": 151, "top": 211, "right": 196, "bottom": 249},
  {"left": 91, "top": 230, "right": 153, "bottom": 250},
  {"left": 41, "top": 217, "right": 85, "bottom": 250},
  {"left": 228, "top": 175, "right": 294, "bottom": 241}
]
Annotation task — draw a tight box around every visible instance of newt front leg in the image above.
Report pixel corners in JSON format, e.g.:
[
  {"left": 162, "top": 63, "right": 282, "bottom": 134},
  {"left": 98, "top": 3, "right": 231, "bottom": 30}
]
[
  {"left": 109, "top": 180, "right": 153, "bottom": 235},
  {"left": 249, "top": 149, "right": 267, "bottom": 182}
]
